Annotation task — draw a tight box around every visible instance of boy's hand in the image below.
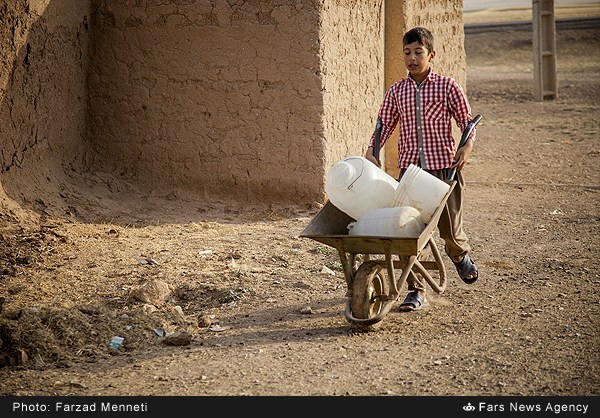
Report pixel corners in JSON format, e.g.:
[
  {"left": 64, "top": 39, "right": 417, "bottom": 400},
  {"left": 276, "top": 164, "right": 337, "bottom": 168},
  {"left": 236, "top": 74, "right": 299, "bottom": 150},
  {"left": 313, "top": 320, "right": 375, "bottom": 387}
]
[
  {"left": 365, "top": 147, "right": 381, "bottom": 168},
  {"left": 451, "top": 138, "right": 474, "bottom": 171}
]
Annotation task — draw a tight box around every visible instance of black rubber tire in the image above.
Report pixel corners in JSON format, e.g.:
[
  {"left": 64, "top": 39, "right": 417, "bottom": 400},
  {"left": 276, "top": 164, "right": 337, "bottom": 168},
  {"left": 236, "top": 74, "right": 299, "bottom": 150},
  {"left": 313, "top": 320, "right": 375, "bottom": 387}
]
[{"left": 350, "top": 260, "right": 387, "bottom": 329}]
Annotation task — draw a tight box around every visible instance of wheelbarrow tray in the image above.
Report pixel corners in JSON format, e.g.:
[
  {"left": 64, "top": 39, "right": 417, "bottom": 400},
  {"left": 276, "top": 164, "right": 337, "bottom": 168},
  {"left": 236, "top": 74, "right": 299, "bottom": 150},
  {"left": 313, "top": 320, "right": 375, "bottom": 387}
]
[
  {"left": 300, "top": 202, "right": 430, "bottom": 256},
  {"left": 300, "top": 183, "right": 455, "bottom": 257}
]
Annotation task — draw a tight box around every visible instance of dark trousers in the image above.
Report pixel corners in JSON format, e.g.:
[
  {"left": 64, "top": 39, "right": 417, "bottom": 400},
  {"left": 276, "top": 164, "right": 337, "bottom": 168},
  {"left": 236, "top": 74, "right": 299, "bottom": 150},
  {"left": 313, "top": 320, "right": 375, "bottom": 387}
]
[{"left": 398, "top": 167, "right": 471, "bottom": 293}]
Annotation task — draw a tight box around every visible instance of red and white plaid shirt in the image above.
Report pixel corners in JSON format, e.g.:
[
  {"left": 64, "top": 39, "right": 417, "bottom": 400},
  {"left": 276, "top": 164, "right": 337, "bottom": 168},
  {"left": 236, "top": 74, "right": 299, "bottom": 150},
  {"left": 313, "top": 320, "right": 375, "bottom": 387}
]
[{"left": 369, "top": 69, "right": 476, "bottom": 171}]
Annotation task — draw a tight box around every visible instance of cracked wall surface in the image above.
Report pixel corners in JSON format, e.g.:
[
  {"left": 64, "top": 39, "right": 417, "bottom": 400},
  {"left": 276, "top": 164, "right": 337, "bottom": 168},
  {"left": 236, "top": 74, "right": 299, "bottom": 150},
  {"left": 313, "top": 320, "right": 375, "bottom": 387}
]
[
  {"left": 403, "top": 0, "right": 466, "bottom": 87},
  {"left": 0, "top": 0, "right": 466, "bottom": 222},
  {"left": 0, "top": 0, "right": 90, "bottom": 224},
  {"left": 86, "top": 0, "right": 325, "bottom": 204},
  {"left": 319, "top": 0, "right": 384, "bottom": 175}
]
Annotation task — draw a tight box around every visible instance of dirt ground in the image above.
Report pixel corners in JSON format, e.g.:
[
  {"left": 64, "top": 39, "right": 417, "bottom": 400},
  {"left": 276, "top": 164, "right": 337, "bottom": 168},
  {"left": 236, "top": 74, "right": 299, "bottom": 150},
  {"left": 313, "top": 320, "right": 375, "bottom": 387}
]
[{"left": 0, "top": 21, "right": 599, "bottom": 397}]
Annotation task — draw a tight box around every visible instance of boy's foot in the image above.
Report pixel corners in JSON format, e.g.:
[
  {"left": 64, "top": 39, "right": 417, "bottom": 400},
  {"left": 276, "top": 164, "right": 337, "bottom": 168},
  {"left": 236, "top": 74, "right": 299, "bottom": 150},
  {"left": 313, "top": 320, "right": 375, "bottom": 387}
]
[
  {"left": 453, "top": 254, "right": 478, "bottom": 284},
  {"left": 398, "top": 291, "right": 425, "bottom": 312}
]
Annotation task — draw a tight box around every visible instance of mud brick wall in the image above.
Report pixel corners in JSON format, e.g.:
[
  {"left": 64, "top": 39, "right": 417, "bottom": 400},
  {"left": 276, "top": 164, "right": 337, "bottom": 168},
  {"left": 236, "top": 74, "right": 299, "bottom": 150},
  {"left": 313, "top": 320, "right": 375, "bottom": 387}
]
[
  {"left": 86, "top": 0, "right": 326, "bottom": 204},
  {"left": 402, "top": 0, "right": 466, "bottom": 86},
  {"left": 0, "top": 0, "right": 90, "bottom": 221},
  {"left": 0, "top": 0, "right": 467, "bottom": 219},
  {"left": 319, "top": 1, "right": 385, "bottom": 173}
]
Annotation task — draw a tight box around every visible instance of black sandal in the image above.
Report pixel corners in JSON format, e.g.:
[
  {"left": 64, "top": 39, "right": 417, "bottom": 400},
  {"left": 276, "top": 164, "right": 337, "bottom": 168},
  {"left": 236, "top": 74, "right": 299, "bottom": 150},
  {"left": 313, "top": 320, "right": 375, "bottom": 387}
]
[
  {"left": 398, "top": 291, "right": 424, "bottom": 312},
  {"left": 454, "top": 254, "right": 479, "bottom": 284}
]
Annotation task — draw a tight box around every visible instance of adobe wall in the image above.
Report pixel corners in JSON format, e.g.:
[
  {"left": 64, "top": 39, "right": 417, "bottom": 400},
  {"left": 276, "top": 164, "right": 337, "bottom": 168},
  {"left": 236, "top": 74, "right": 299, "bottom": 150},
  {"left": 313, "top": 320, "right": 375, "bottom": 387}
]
[
  {"left": 403, "top": 0, "right": 467, "bottom": 87},
  {"left": 319, "top": 1, "right": 385, "bottom": 172},
  {"left": 86, "top": 0, "right": 326, "bottom": 204},
  {"left": 0, "top": 0, "right": 90, "bottom": 225},
  {"left": 0, "top": 0, "right": 466, "bottom": 223}
]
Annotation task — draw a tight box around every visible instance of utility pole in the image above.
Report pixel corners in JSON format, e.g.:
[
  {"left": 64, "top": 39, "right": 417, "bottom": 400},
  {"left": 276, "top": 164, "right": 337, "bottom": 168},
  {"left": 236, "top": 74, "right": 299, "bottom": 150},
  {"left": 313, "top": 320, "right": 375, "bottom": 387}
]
[{"left": 532, "top": 0, "right": 558, "bottom": 100}]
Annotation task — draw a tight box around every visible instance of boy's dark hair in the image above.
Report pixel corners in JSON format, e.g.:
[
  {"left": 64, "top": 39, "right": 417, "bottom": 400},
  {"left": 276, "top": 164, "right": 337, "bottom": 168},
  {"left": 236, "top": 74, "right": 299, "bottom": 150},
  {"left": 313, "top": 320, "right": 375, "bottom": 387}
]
[{"left": 403, "top": 27, "right": 434, "bottom": 52}]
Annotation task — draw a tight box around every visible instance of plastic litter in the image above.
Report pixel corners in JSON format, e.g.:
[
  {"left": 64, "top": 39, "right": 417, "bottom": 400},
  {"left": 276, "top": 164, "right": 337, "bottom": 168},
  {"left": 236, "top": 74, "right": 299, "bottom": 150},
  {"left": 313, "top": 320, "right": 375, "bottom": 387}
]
[{"left": 109, "top": 336, "right": 124, "bottom": 349}]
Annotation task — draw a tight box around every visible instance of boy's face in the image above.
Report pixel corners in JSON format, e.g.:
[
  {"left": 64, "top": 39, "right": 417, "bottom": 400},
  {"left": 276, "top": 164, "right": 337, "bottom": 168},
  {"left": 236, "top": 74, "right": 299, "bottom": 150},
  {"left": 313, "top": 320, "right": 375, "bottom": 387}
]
[{"left": 403, "top": 41, "right": 436, "bottom": 81}]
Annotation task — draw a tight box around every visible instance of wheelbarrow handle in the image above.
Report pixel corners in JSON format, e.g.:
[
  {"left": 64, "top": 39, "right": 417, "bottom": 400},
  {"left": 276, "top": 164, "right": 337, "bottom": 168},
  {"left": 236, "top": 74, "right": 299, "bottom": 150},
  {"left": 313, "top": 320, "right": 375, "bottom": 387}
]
[
  {"left": 372, "top": 117, "right": 382, "bottom": 164},
  {"left": 448, "top": 114, "right": 483, "bottom": 182}
]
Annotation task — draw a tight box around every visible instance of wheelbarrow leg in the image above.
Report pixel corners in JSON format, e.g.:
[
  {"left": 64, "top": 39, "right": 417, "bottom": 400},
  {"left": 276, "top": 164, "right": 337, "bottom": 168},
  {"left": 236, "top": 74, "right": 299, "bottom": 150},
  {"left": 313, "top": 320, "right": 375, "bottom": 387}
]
[
  {"left": 383, "top": 241, "right": 400, "bottom": 302},
  {"left": 394, "top": 254, "right": 418, "bottom": 298},
  {"left": 334, "top": 241, "right": 355, "bottom": 297},
  {"left": 411, "top": 236, "right": 447, "bottom": 293}
]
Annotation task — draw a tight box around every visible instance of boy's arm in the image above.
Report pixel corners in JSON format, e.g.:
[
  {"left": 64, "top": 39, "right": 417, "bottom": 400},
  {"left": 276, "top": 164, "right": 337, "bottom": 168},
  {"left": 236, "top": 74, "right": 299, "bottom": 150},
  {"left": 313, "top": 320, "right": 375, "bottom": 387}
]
[
  {"left": 448, "top": 79, "right": 477, "bottom": 170},
  {"left": 448, "top": 79, "right": 476, "bottom": 141}
]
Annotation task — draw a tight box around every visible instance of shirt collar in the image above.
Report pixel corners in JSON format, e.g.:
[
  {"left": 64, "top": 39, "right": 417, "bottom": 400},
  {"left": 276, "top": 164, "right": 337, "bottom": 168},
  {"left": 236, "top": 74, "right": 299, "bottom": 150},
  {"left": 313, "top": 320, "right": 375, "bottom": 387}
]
[{"left": 408, "top": 68, "right": 437, "bottom": 85}]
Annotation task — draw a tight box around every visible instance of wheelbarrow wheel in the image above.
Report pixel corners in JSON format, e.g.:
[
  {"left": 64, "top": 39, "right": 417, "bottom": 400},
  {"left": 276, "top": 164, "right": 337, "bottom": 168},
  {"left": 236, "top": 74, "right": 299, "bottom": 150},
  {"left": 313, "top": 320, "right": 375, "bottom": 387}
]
[{"left": 350, "top": 260, "right": 387, "bottom": 330}]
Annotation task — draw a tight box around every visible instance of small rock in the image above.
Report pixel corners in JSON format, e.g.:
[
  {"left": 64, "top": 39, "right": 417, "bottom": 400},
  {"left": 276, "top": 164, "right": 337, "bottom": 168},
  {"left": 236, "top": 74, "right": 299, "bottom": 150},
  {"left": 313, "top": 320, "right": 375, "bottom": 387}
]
[
  {"left": 163, "top": 332, "right": 192, "bottom": 346},
  {"left": 14, "top": 349, "right": 28, "bottom": 366},
  {"left": 198, "top": 314, "right": 212, "bottom": 328},
  {"left": 172, "top": 305, "right": 187, "bottom": 325},
  {"left": 131, "top": 279, "right": 171, "bottom": 306},
  {"left": 142, "top": 304, "right": 157, "bottom": 314},
  {"left": 300, "top": 306, "right": 313, "bottom": 314}
]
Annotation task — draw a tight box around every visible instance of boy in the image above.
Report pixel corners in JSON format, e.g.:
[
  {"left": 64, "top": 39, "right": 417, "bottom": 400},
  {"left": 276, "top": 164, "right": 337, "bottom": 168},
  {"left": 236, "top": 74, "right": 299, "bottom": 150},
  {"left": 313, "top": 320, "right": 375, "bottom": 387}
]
[{"left": 365, "top": 27, "right": 479, "bottom": 312}]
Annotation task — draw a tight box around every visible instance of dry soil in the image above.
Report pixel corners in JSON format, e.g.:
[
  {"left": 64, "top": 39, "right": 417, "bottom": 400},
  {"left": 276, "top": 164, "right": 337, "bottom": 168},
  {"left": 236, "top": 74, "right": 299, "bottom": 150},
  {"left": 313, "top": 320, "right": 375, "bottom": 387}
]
[{"left": 0, "top": 20, "right": 598, "bottom": 397}]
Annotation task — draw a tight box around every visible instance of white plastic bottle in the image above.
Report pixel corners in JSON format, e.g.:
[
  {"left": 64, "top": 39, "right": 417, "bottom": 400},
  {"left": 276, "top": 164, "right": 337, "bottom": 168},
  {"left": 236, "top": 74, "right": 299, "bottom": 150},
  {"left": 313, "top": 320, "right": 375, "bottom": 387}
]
[
  {"left": 325, "top": 156, "right": 398, "bottom": 220},
  {"left": 392, "top": 163, "right": 450, "bottom": 224},
  {"left": 348, "top": 206, "right": 425, "bottom": 237}
]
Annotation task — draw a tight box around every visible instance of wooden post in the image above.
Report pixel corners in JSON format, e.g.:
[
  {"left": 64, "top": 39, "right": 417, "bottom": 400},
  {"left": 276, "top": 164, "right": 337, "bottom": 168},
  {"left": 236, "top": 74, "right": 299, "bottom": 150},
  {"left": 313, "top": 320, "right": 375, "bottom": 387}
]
[{"left": 533, "top": 0, "right": 558, "bottom": 100}]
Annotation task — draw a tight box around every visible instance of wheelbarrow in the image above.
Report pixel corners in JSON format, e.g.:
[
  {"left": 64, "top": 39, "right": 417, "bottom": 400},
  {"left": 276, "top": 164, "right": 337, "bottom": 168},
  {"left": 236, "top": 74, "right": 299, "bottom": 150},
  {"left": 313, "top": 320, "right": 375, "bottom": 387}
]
[
  {"left": 300, "top": 115, "right": 482, "bottom": 330},
  {"left": 300, "top": 184, "right": 454, "bottom": 330}
]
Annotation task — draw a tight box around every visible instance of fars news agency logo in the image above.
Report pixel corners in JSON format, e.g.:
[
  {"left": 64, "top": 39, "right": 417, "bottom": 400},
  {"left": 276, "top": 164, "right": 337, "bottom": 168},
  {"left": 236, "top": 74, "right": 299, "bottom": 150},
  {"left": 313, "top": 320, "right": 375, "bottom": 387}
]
[{"left": 460, "top": 401, "right": 592, "bottom": 415}]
